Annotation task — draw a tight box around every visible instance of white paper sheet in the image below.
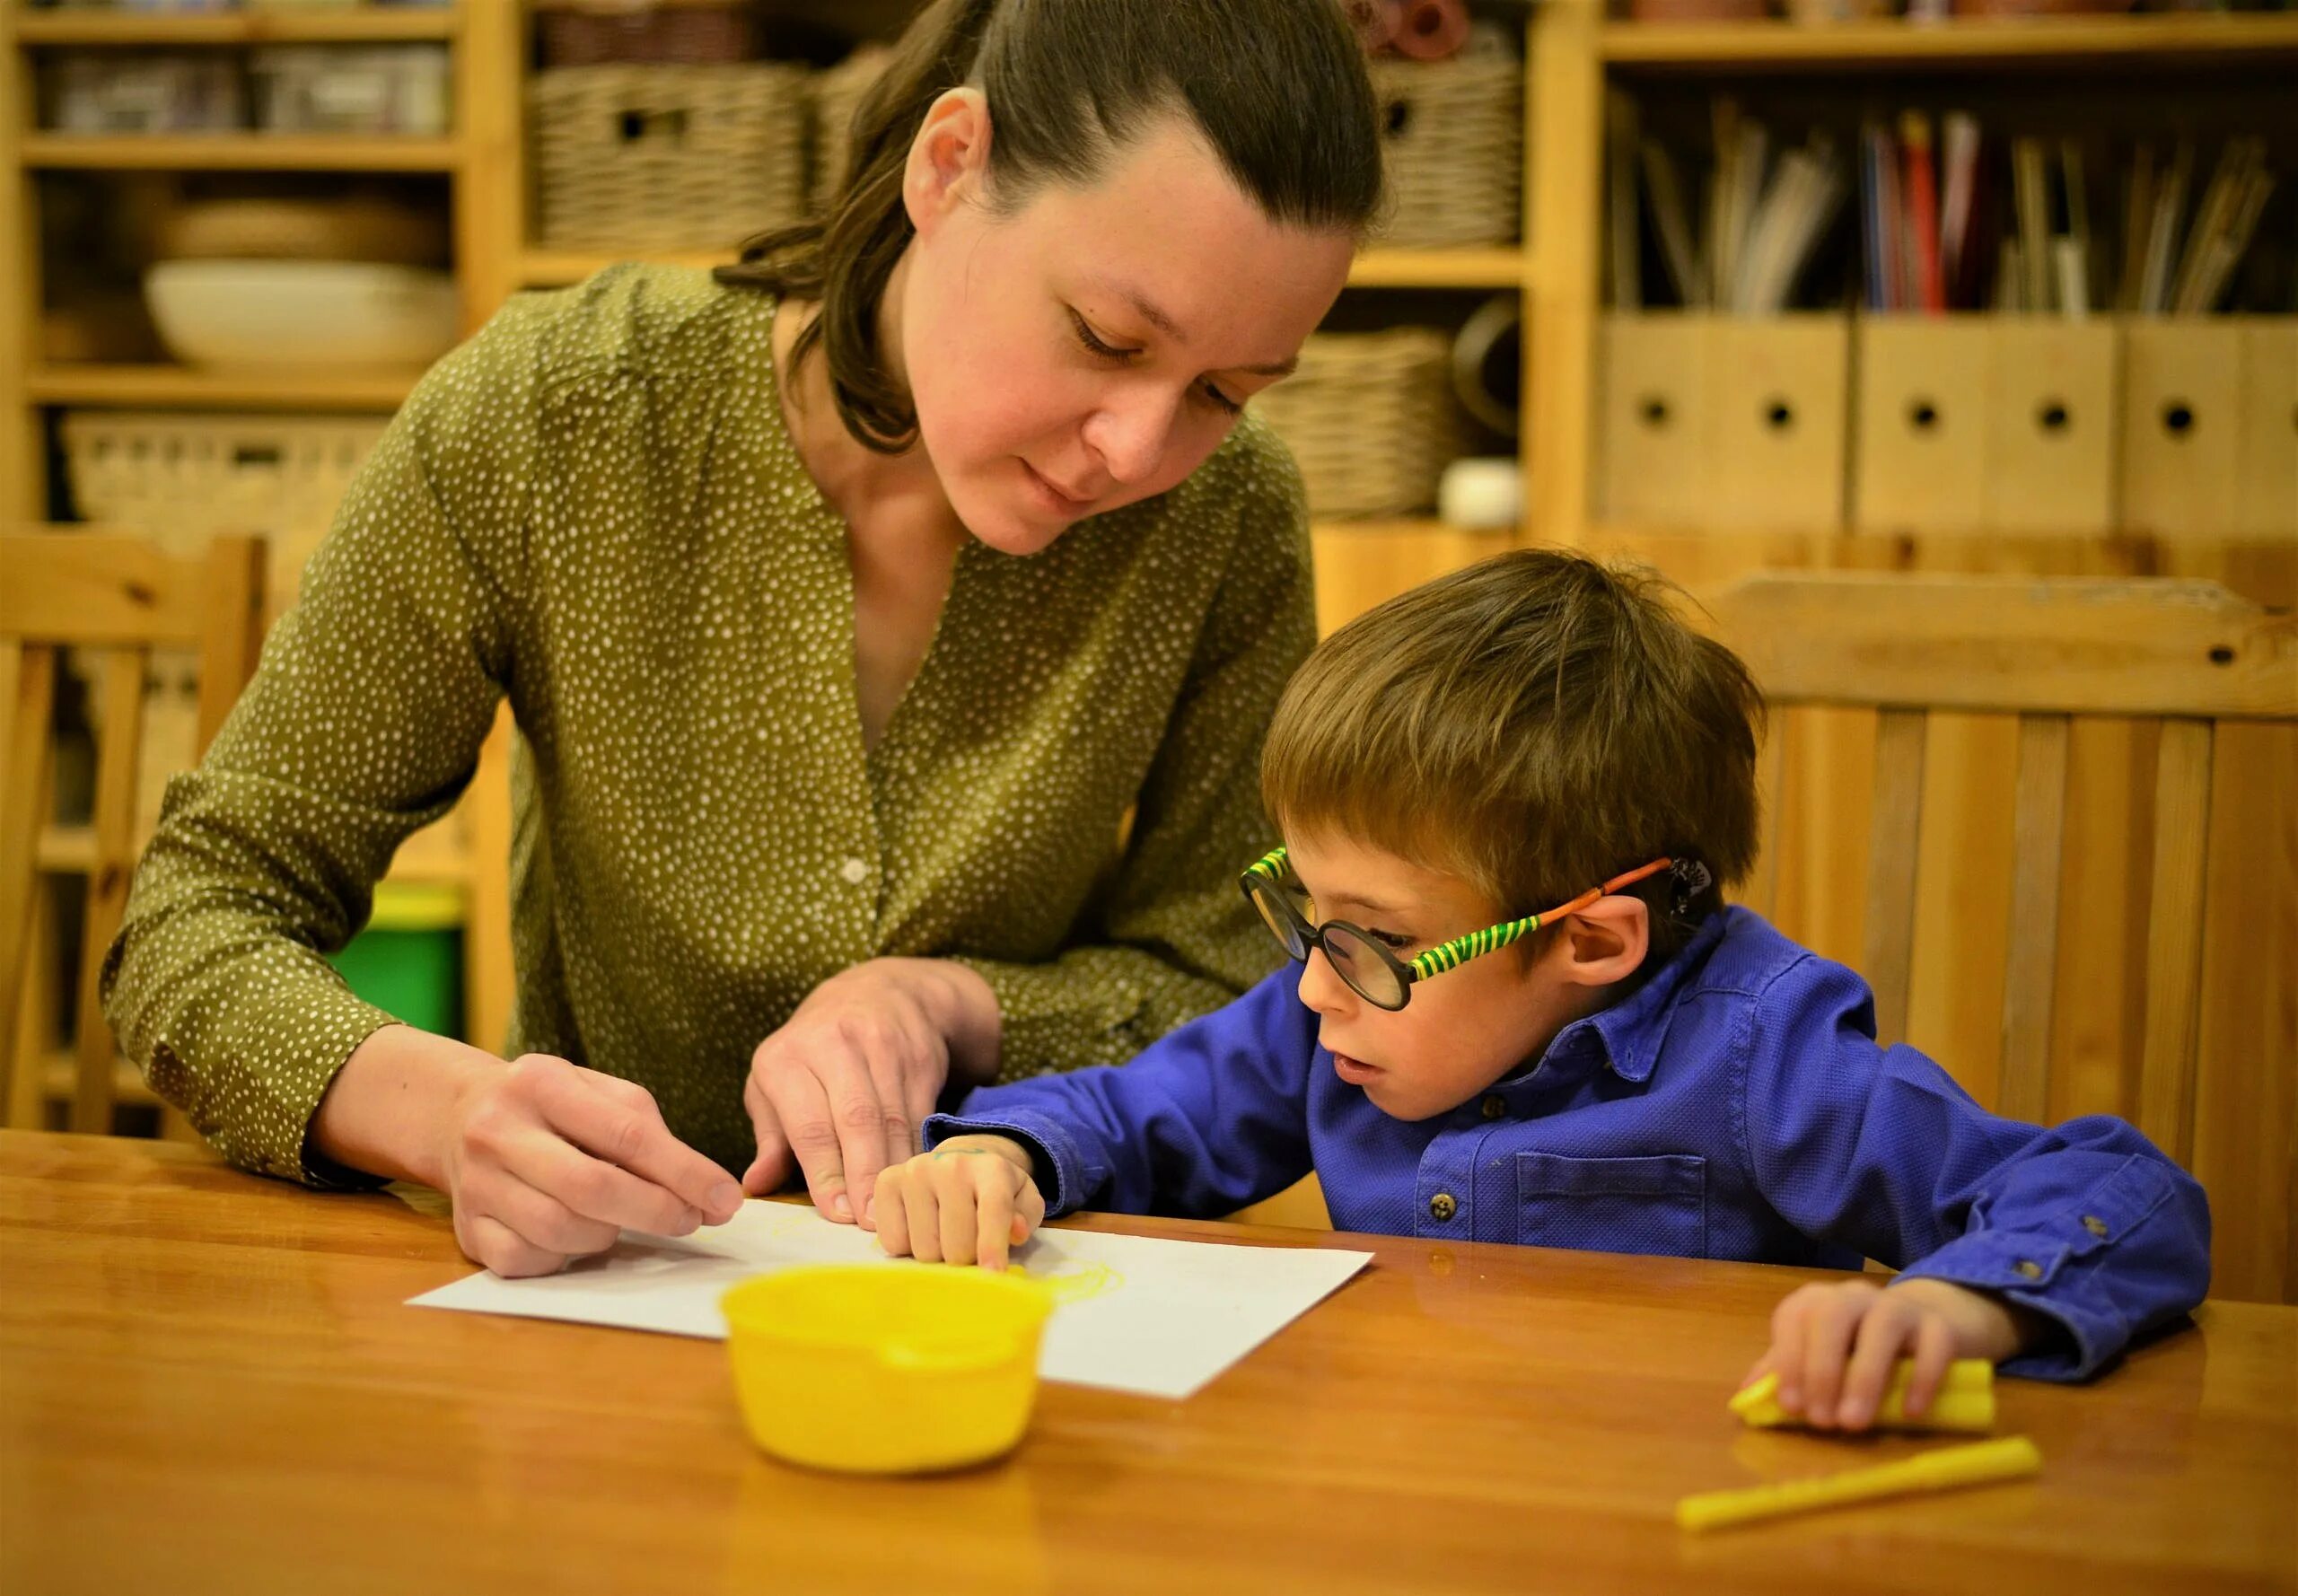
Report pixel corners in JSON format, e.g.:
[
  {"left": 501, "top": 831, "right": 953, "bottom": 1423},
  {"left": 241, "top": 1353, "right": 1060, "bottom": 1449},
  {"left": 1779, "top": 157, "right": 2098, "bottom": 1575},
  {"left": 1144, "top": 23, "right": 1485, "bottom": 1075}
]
[{"left": 408, "top": 1201, "right": 1373, "bottom": 1400}]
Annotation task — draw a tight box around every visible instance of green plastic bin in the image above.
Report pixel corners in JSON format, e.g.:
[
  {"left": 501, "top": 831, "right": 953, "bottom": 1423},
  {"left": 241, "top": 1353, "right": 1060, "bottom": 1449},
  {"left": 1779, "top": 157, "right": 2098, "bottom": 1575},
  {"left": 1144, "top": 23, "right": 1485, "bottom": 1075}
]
[{"left": 327, "top": 881, "right": 464, "bottom": 1038}]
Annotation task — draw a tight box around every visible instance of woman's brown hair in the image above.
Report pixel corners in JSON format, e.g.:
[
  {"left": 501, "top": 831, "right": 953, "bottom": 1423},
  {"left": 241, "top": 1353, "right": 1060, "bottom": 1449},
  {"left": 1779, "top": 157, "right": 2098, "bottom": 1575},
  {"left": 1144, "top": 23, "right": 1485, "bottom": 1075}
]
[{"left": 716, "top": 0, "right": 1385, "bottom": 452}]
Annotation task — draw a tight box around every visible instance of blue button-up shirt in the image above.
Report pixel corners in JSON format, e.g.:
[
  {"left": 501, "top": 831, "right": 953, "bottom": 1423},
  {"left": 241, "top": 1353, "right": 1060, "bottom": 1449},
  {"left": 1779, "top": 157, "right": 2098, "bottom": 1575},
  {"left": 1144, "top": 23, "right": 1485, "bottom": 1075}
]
[{"left": 929, "top": 908, "right": 2211, "bottom": 1381}]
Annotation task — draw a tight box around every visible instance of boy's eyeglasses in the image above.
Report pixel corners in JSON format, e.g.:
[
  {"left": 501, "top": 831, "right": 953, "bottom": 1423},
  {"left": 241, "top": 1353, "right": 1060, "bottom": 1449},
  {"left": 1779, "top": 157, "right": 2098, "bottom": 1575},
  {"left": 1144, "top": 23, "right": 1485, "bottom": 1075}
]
[{"left": 1239, "top": 846, "right": 1675, "bottom": 1013}]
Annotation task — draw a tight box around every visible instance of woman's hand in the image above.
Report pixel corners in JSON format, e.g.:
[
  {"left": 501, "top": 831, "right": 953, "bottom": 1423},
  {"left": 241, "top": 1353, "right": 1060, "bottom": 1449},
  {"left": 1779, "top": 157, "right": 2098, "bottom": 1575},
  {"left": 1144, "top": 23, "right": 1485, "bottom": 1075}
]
[
  {"left": 1741, "top": 1276, "right": 2041, "bottom": 1431},
  {"left": 741, "top": 958, "right": 1000, "bottom": 1227},
  {"left": 440, "top": 1052, "right": 747, "bottom": 1278},
  {"left": 873, "top": 1136, "right": 1045, "bottom": 1271}
]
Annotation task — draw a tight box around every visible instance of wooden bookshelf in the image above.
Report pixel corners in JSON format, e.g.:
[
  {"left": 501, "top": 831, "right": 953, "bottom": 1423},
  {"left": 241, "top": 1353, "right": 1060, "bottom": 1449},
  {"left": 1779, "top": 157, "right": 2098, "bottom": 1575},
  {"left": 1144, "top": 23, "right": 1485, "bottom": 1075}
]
[
  {"left": 26, "top": 364, "right": 419, "bottom": 410},
  {"left": 513, "top": 245, "right": 1532, "bottom": 293},
  {"left": 1601, "top": 13, "right": 2298, "bottom": 71},
  {"left": 13, "top": 10, "right": 460, "bottom": 47},
  {"left": 22, "top": 135, "right": 462, "bottom": 172},
  {"left": 1350, "top": 248, "right": 1529, "bottom": 289}
]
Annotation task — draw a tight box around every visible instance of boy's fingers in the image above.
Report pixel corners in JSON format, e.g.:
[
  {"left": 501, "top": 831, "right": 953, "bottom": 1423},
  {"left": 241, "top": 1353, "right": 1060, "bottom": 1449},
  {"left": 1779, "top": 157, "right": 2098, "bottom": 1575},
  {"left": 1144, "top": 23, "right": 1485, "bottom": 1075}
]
[
  {"left": 1769, "top": 1297, "right": 1811, "bottom": 1410},
  {"left": 1838, "top": 1300, "right": 1916, "bottom": 1429},
  {"left": 903, "top": 1176, "right": 943, "bottom": 1263},
  {"left": 1799, "top": 1293, "right": 1863, "bottom": 1429},
  {"left": 975, "top": 1178, "right": 1013, "bottom": 1273},
  {"left": 937, "top": 1170, "right": 978, "bottom": 1266},
  {"left": 1905, "top": 1313, "right": 1959, "bottom": 1416},
  {"left": 1019, "top": 1177, "right": 1045, "bottom": 1234},
  {"left": 872, "top": 1168, "right": 909, "bottom": 1256},
  {"left": 1738, "top": 1352, "right": 1774, "bottom": 1391}
]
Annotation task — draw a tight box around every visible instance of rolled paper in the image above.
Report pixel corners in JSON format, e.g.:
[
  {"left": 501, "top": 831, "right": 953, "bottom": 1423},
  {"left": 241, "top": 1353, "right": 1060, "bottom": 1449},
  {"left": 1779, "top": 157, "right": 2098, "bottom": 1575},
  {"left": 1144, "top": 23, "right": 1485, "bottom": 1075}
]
[
  {"left": 1677, "top": 1436, "right": 2043, "bottom": 1533},
  {"left": 1390, "top": 0, "right": 1471, "bottom": 60},
  {"left": 1729, "top": 1358, "right": 1996, "bottom": 1433}
]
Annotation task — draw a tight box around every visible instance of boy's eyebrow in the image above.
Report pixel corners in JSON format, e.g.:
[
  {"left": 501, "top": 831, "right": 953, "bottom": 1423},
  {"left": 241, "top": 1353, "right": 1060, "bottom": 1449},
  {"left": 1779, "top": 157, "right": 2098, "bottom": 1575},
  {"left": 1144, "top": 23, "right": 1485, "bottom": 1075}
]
[
  {"left": 1092, "top": 277, "right": 1301, "bottom": 378},
  {"left": 1316, "top": 888, "right": 1407, "bottom": 919}
]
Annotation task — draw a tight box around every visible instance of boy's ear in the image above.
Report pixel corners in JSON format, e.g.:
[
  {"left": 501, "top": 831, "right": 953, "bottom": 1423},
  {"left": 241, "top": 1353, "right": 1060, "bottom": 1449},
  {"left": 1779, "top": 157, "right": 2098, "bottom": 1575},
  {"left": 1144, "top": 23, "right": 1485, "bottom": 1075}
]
[
  {"left": 1555, "top": 895, "right": 1649, "bottom": 988},
  {"left": 904, "top": 87, "right": 993, "bottom": 236}
]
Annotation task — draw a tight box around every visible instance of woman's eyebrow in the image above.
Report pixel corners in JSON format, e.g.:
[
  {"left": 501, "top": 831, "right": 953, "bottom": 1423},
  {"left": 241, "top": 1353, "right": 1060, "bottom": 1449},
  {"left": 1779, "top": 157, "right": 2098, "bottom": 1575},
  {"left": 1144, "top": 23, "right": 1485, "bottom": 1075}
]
[{"left": 1091, "top": 277, "right": 1299, "bottom": 377}]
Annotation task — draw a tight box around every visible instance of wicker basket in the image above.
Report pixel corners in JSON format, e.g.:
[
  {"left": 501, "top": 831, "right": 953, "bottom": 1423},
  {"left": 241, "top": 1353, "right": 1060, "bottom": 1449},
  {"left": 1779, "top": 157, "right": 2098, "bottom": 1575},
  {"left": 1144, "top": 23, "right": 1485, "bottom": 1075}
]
[
  {"left": 1369, "top": 52, "right": 1522, "bottom": 250},
  {"left": 539, "top": 3, "right": 755, "bottom": 67},
  {"left": 530, "top": 64, "right": 811, "bottom": 251},
  {"left": 1251, "top": 329, "right": 1465, "bottom": 519},
  {"left": 57, "top": 411, "right": 433, "bottom": 845},
  {"left": 810, "top": 47, "right": 889, "bottom": 214},
  {"left": 61, "top": 410, "right": 390, "bottom": 612}
]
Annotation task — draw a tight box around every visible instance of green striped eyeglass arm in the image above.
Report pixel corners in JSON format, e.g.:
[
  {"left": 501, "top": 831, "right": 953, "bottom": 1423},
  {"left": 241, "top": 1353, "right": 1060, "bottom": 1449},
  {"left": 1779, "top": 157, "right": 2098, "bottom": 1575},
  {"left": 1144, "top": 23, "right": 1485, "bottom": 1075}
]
[{"left": 1410, "top": 915, "right": 1542, "bottom": 979}]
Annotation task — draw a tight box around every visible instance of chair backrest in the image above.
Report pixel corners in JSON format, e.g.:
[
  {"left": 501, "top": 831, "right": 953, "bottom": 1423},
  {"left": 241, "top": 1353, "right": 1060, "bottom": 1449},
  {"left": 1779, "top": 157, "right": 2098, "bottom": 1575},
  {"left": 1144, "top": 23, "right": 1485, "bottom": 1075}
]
[
  {"left": 1709, "top": 572, "right": 2296, "bottom": 1171},
  {"left": 0, "top": 530, "right": 267, "bottom": 1133}
]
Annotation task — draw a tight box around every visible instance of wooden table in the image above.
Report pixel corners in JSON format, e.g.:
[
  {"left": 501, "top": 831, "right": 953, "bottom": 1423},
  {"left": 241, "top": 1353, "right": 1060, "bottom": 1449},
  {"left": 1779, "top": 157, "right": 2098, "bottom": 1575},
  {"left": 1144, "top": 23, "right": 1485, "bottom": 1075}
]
[{"left": 3, "top": 1133, "right": 2292, "bottom": 1595}]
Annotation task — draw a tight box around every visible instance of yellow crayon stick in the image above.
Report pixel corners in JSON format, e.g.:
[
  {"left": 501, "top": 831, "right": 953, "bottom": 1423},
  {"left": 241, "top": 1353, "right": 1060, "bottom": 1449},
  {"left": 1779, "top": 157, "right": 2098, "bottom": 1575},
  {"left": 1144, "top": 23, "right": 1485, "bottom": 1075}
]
[
  {"left": 1729, "top": 1358, "right": 1995, "bottom": 1432},
  {"left": 1676, "top": 1436, "right": 2043, "bottom": 1532}
]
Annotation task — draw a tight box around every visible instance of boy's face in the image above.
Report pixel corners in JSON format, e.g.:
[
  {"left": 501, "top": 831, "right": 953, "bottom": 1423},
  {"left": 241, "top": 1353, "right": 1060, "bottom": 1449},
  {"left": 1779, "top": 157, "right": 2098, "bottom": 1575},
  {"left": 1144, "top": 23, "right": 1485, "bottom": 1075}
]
[{"left": 1285, "top": 831, "right": 1613, "bottom": 1121}]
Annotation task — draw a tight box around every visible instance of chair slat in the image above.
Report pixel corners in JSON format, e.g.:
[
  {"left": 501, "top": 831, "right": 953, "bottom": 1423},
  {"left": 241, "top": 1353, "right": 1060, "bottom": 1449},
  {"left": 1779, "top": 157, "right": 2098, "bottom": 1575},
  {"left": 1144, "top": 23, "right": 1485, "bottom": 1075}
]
[
  {"left": 1863, "top": 709, "right": 1928, "bottom": 1048},
  {"left": 72, "top": 647, "right": 149, "bottom": 1135},
  {"left": 2138, "top": 718, "right": 2215, "bottom": 1165},
  {"left": 195, "top": 536, "right": 267, "bottom": 753},
  {"left": 0, "top": 534, "right": 213, "bottom": 647},
  {"left": 0, "top": 642, "right": 58, "bottom": 1129},
  {"left": 1998, "top": 714, "right": 2070, "bottom": 1125},
  {"left": 1713, "top": 573, "right": 2297, "bottom": 719}
]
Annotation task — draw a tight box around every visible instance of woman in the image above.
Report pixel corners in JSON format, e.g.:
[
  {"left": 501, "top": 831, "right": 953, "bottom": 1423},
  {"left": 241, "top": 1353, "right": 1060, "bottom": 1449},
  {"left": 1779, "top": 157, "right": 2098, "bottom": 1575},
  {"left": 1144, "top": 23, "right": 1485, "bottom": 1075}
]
[{"left": 103, "top": 0, "right": 1383, "bottom": 1277}]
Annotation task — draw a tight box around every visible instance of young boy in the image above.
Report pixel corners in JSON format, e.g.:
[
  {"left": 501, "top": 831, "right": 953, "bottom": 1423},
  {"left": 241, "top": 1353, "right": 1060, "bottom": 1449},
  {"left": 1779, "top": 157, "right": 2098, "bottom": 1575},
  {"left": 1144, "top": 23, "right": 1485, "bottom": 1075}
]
[{"left": 872, "top": 550, "right": 2211, "bottom": 1430}]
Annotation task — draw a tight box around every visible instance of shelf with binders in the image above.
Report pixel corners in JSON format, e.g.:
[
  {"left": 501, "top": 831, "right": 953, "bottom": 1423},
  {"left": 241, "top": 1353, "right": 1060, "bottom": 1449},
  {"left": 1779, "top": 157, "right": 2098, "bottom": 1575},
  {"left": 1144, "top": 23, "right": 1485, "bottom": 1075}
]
[
  {"left": 1601, "top": 12, "right": 2298, "bottom": 73},
  {"left": 1592, "top": 73, "right": 2296, "bottom": 539}
]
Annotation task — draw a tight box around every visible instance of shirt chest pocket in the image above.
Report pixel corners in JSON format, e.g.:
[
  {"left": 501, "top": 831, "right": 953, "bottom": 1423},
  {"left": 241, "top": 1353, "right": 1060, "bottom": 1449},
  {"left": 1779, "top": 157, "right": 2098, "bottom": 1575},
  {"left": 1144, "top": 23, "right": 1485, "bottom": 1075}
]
[{"left": 1513, "top": 1153, "right": 1708, "bottom": 1258}]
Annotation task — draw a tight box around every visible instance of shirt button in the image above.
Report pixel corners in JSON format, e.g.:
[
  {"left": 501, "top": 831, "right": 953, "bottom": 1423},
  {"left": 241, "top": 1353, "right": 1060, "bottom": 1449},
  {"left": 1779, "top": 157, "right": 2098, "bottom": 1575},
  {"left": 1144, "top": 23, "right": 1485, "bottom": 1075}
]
[
  {"left": 2082, "top": 1215, "right": 2109, "bottom": 1238},
  {"left": 839, "top": 857, "right": 871, "bottom": 885},
  {"left": 1428, "top": 1192, "right": 1457, "bottom": 1222},
  {"left": 2014, "top": 1259, "right": 2043, "bottom": 1280},
  {"left": 1479, "top": 1095, "right": 1506, "bottom": 1120}
]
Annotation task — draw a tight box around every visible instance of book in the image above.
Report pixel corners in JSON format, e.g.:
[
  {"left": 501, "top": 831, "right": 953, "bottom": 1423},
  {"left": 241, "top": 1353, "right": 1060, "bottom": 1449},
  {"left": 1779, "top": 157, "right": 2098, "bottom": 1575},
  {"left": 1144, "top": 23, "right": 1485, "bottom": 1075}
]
[
  {"left": 1902, "top": 111, "right": 1945, "bottom": 314},
  {"left": 1639, "top": 136, "right": 1704, "bottom": 307}
]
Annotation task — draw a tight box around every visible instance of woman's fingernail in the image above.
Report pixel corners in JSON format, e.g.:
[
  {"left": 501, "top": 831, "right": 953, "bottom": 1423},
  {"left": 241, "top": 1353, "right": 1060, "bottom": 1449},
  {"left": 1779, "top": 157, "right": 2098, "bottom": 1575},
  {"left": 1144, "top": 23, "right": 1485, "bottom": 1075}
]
[
  {"left": 832, "top": 1193, "right": 852, "bottom": 1221},
  {"left": 708, "top": 1182, "right": 742, "bottom": 1215}
]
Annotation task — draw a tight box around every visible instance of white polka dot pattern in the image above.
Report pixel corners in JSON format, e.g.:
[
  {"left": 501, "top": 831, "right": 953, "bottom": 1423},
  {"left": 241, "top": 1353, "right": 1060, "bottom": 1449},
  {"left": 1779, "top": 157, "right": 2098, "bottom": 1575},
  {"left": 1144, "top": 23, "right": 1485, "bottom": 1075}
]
[{"left": 101, "top": 264, "right": 1315, "bottom": 1187}]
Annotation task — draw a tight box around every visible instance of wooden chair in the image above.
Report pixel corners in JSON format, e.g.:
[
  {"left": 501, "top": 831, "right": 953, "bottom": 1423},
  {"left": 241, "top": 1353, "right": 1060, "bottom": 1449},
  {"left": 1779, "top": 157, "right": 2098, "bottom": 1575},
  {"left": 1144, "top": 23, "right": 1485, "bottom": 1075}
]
[
  {"left": 0, "top": 531, "right": 266, "bottom": 1133},
  {"left": 1710, "top": 572, "right": 2297, "bottom": 1176}
]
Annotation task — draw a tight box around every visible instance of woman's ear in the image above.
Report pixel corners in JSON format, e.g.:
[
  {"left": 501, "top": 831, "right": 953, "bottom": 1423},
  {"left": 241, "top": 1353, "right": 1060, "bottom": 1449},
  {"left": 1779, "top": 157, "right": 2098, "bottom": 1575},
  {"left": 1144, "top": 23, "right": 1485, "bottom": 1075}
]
[
  {"left": 904, "top": 87, "right": 993, "bottom": 237},
  {"left": 1554, "top": 895, "right": 1649, "bottom": 989}
]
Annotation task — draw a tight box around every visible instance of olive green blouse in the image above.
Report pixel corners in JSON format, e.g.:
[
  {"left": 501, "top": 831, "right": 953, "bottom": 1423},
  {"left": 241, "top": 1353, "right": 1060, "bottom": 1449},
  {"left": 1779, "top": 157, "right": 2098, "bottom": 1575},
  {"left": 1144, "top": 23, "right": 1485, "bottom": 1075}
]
[{"left": 102, "top": 264, "right": 1313, "bottom": 1188}]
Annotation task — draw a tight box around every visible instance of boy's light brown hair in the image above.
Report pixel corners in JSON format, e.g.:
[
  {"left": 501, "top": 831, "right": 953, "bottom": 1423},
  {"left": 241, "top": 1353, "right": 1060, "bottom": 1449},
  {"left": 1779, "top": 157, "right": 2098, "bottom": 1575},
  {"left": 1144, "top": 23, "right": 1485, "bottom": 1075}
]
[{"left": 1261, "top": 548, "right": 1765, "bottom": 961}]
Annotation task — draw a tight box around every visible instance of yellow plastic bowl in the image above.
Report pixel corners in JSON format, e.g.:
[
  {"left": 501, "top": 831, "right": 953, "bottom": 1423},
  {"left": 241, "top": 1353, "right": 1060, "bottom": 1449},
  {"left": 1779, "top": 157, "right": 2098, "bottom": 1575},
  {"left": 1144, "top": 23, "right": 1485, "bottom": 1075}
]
[{"left": 721, "top": 1265, "right": 1054, "bottom": 1474}]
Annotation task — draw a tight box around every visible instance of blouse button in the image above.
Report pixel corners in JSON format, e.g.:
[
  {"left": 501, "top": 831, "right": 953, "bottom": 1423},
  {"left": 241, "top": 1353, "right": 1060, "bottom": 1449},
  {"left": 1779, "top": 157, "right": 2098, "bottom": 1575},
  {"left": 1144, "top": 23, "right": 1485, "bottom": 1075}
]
[
  {"left": 1428, "top": 1192, "right": 1457, "bottom": 1222},
  {"left": 2082, "top": 1215, "right": 2109, "bottom": 1238},
  {"left": 1479, "top": 1095, "right": 1506, "bottom": 1120},
  {"left": 839, "top": 857, "right": 871, "bottom": 885},
  {"left": 2014, "top": 1259, "right": 2043, "bottom": 1280}
]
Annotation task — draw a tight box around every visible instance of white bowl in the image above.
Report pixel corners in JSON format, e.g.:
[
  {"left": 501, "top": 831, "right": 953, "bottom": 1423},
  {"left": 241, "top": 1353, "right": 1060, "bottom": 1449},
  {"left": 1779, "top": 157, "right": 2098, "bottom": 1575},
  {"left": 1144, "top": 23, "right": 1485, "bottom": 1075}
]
[{"left": 145, "top": 259, "right": 460, "bottom": 373}]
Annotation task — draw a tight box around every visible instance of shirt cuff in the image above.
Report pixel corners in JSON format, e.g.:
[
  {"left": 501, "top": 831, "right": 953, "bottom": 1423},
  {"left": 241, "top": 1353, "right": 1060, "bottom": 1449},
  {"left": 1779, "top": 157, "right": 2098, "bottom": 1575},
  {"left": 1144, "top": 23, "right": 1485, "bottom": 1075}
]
[
  {"left": 923, "top": 1107, "right": 1103, "bottom": 1217},
  {"left": 1891, "top": 1153, "right": 2181, "bottom": 1381}
]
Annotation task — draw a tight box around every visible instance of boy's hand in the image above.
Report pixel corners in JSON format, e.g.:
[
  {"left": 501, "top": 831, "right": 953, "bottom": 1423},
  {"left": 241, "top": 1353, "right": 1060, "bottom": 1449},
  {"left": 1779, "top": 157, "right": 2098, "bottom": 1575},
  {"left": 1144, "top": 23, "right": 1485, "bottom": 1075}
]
[
  {"left": 1741, "top": 1277, "right": 2039, "bottom": 1432},
  {"left": 873, "top": 1136, "right": 1045, "bottom": 1271}
]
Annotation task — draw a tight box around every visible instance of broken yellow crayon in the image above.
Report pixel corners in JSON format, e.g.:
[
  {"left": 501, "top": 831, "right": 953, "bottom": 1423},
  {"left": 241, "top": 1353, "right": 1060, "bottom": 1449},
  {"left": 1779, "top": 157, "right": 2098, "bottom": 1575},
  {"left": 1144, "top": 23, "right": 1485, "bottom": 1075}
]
[
  {"left": 1677, "top": 1435, "right": 2042, "bottom": 1532},
  {"left": 1730, "top": 1358, "right": 1995, "bottom": 1433}
]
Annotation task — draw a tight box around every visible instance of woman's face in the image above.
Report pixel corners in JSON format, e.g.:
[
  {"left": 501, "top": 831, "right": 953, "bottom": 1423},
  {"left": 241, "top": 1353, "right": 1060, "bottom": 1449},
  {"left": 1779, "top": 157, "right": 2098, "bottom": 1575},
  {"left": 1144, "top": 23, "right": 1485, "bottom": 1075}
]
[{"left": 896, "top": 93, "right": 1355, "bottom": 555}]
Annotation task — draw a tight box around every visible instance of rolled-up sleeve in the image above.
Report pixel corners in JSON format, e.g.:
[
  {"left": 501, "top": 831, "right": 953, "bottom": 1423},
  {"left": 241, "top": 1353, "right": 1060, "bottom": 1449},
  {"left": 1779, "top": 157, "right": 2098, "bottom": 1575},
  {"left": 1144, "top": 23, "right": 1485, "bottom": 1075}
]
[
  {"left": 101, "top": 303, "right": 535, "bottom": 1187},
  {"left": 1740, "top": 956, "right": 2212, "bottom": 1381}
]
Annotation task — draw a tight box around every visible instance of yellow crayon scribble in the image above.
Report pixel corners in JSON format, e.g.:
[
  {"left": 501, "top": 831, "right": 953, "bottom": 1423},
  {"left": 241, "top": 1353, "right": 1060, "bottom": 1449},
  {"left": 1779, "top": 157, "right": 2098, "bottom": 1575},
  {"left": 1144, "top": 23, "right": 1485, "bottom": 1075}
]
[{"left": 1005, "top": 1259, "right": 1123, "bottom": 1303}]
